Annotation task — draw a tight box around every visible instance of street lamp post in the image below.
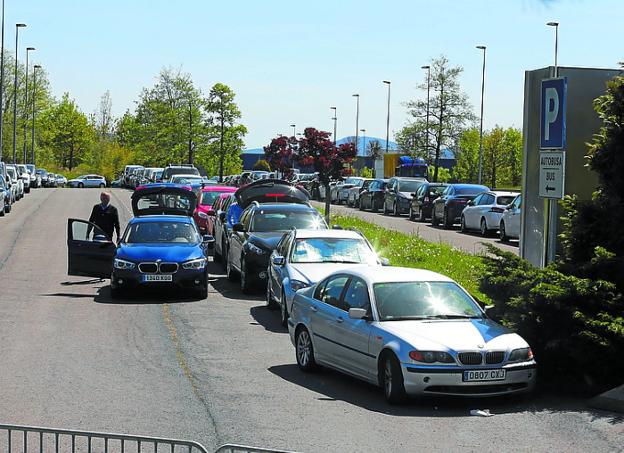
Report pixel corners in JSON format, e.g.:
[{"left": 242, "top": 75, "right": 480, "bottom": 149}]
[
  {"left": 290, "top": 124, "right": 296, "bottom": 137},
  {"left": 383, "top": 81, "right": 391, "bottom": 156},
  {"left": 476, "top": 45, "right": 486, "bottom": 185},
  {"left": 360, "top": 128, "right": 366, "bottom": 167},
  {"left": 31, "top": 64, "right": 41, "bottom": 164},
  {"left": 330, "top": 107, "right": 337, "bottom": 145},
  {"left": 352, "top": 94, "right": 359, "bottom": 155},
  {"left": 0, "top": 0, "right": 6, "bottom": 162},
  {"left": 421, "top": 65, "right": 431, "bottom": 162},
  {"left": 547, "top": 22, "right": 559, "bottom": 77},
  {"left": 12, "top": 23, "right": 26, "bottom": 164},
  {"left": 23, "top": 46, "right": 35, "bottom": 164}
]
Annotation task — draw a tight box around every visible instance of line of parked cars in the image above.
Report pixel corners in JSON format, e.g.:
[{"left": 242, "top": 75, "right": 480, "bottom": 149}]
[
  {"left": 0, "top": 162, "right": 67, "bottom": 216},
  {"left": 68, "top": 175, "right": 536, "bottom": 404},
  {"left": 318, "top": 175, "right": 523, "bottom": 243}
]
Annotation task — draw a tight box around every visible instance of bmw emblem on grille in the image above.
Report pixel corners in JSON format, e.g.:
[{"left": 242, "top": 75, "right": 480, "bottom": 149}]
[{"left": 477, "top": 344, "right": 484, "bottom": 349}]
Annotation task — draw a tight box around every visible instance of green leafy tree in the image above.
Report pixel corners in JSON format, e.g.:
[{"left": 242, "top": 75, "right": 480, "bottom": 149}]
[
  {"left": 252, "top": 159, "right": 271, "bottom": 172},
  {"left": 38, "top": 93, "right": 95, "bottom": 170},
  {"left": 453, "top": 128, "right": 480, "bottom": 183},
  {"left": 399, "top": 55, "right": 476, "bottom": 181},
  {"left": 205, "top": 83, "right": 246, "bottom": 181}
]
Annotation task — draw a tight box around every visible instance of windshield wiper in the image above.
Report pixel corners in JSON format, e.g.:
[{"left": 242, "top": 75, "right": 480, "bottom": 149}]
[
  {"left": 383, "top": 314, "right": 481, "bottom": 321},
  {"left": 321, "top": 260, "right": 361, "bottom": 264}
]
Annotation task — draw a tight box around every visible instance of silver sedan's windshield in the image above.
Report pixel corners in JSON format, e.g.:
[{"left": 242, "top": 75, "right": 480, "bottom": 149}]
[
  {"left": 290, "top": 238, "right": 377, "bottom": 264},
  {"left": 123, "top": 222, "right": 199, "bottom": 244},
  {"left": 373, "top": 281, "right": 483, "bottom": 321}
]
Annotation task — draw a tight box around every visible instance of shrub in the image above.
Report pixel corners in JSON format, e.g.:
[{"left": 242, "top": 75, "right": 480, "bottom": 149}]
[
  {"left": 252, "top": 159, "right": 271, "bottom": 172},
  {"left": 480, "top": 245, "right": 624, "bottom": 394}
]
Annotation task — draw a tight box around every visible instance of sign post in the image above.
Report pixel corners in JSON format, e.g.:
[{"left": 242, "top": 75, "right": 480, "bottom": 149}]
[{"left": 539, "top": 77, "right": 567, "bottom": 265}]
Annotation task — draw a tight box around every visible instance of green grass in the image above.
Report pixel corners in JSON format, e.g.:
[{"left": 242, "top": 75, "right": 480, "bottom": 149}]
[{"left": 327, "top": 212, "right": 489, "bottom": 302}]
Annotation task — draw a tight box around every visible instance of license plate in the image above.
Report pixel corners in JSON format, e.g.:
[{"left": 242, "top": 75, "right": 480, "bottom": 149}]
[
  {"left": 142, "top": 274, "right": 173, "bottom": 282},
  {"left": 463, "top": 369, "right": 506, "bottom": 382}
]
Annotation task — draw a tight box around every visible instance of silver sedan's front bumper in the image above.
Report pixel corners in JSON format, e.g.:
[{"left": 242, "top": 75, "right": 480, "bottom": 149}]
[{"left": 401, "top": 361, "right": 537, "bottom": 397}]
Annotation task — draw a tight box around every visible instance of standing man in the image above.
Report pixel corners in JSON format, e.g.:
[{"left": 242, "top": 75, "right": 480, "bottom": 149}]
[{"left": 89, "top": 192, "right": 121, "bottom": 241}]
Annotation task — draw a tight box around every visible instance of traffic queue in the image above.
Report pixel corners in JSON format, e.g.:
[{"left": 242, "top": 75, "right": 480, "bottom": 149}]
[{"left": 66, "top": 168, "right": 536, "bottom": 405}]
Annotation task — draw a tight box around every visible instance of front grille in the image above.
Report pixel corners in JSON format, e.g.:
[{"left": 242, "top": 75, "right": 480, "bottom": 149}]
[
  {"left": 159, "top": 263, "right": 178, "bottom": 273},
  {"left": 486, "top": 351, "right": 505, "bottom": 364},
  {"left": 458, "top": 352, "right": 483, "bottom": 365},
  {"left": 139, "top": 263, "right": 158, "bottom": 273}
]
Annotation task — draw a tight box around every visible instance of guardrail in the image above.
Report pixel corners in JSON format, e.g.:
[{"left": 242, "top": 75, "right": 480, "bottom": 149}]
[{"left": 0, "top": 424, "right": 295, "bottom": 453}]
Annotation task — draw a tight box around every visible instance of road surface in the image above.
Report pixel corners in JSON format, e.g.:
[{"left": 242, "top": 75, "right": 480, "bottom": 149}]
[{"left": 0, "top": 188, "right": 620, "bottom": 452}]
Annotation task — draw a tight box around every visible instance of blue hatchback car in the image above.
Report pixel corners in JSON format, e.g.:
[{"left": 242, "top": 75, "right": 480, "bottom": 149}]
[{"left": 67, "top": 185, "right": 215, "bottom": 299}]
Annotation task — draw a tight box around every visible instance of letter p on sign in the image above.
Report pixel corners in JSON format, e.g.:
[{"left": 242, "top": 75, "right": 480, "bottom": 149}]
[{"left": 540, "top": 78, "right": 567, "bottom": 149}]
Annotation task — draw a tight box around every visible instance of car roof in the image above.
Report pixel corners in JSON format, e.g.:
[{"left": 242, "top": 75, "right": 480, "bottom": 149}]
[
  {"left": 129, "top": 215, "right": 193, "bottom": 224},
  {"left": 488, "top": 191, "right": 520, "bottom": 197},
  {"left": 201, "top": 185, "right": 236, "bottom": 192},
  {"left": 451, "top": 183, "right": 489, "bottom": 189},
  {"left": 293, "top": 229, "right": 365, "bottom": 239},
  {"left": 342, "top": 266, "right": 453, "bottom": 284}
]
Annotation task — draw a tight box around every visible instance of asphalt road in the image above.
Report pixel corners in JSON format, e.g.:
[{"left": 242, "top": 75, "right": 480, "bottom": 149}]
[
  {"left": 0, "top": 188, "right": 621, "bottom": 452},
  {"left": 311, "top": 201, "right": 519, "bottom": 255}
]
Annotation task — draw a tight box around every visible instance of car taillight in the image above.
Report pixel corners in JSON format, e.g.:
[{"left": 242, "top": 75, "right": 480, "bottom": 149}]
[{"left": 490, "top": 207, "right": 505, "bottom": 213}]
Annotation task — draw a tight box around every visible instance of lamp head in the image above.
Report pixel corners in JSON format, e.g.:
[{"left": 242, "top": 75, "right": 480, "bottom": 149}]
[{"left": 546, "top": 21, "right": 559, "bottom": 27}]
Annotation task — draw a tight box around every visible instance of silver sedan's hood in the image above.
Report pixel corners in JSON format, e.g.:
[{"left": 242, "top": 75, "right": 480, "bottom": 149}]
[
  {"left": 378, "top": 318, "right": 528, "bottom": 351},
  {"left": 288, "top": 263, "right": 370, "bottom": 285}
]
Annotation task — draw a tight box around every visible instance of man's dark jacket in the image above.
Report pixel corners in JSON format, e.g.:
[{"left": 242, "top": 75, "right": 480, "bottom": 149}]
[{"left": 88, "top": 204, "right": 120, "bottom": 239}]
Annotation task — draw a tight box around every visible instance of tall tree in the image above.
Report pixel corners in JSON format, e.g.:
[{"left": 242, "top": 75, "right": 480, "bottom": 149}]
[
  {"left": 297, "top": 127, "right": 356, "bottom": 223},
  {"left": 38, "top": 93, "right": 95, "bottom": 170},
  {"left": 94, "top": 90, "right": 113, "bottom": 140},
  {"left": 399, "top": 55, "right": 475, "bottom": 181},
  {"left": 263, "top": 135, "right": 297, "bottom": 177},
  {"left": 205, "top": 83, "right": 245, "bottom": 181},
  {"left": 453, "top": 127, "right": 480, "bottom": 183}
]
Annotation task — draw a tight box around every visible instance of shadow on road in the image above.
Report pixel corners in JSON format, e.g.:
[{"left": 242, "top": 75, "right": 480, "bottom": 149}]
[
  {"left": 249, "top": 305, "right": 287, "bottom": 334},
  {"left": 93, "top": 286, "right": 202, "bottom": 305},
  {"left": 268, "top": 363, "right": 624, "bottom": 422}
]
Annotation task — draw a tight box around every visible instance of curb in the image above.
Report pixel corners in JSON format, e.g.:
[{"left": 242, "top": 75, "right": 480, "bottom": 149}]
[{"left": 588, "top": 385, "right": 624, "bottom": 414}]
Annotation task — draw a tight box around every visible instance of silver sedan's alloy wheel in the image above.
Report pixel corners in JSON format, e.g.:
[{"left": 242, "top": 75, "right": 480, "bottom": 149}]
[
  {"left": 384, "top": 359, "right": 393, "bottom": 397},
  {"left": 296, "top": 328, "right": 317, "bottom": 372}
]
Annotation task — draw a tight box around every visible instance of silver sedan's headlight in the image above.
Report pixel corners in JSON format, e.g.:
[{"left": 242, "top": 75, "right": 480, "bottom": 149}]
[
  {"left": 113, "top": 258, "right": 136, "bottom": 270},
  {"left": 508, "top": 347, "right": 533, "bottom": 362},
  {"left": 182, "top": 258, "right": 207, "bottom": 270},
  {"left": 290, "top": 280, "right": 309, "bottom": 292},
  {"left": 247, "top": 243, "right": 266, "bottom": 255}
]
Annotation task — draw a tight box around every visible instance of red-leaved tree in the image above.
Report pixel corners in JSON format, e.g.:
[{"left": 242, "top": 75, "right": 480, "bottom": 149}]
[
  {"left": 297, "top": 127, "right": 357, "bottom": 223},
  {"left": 263, "top": 135, "right": 297, "bottom": 179}
]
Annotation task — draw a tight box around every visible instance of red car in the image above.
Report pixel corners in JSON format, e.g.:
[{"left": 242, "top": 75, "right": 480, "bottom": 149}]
[{"left": 194, "top": 186, "right": 237, "bottom": 234}]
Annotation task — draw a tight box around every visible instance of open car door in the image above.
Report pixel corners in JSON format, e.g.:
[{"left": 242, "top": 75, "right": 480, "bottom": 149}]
[
  {"left": 235, "top": 179, "right": 309, "bottom": 209},
  {"left": 67, "top": 219, "right": 117, "bottom": 278},
  {"left": 131, "top": 184, "right": 197, "bottom": 217}
]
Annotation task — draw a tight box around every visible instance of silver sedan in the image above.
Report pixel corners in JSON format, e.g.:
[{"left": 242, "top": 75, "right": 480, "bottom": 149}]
[{"left": 288, "top": 267, "right": 536, "bottom": 403}]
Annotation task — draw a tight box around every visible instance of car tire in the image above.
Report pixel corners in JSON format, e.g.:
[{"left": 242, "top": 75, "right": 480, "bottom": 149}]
[
  {"left": 99, "top": 183, "right": 105, "bottom": 188},
  {"left": 480, "top": 218, "right": 490, "bottom": 237},
  {"left": 460, "top": 215, "right": 467, "bottom": 233},
  {"left": 5, "top": 202, "right": 11, "bottom": 213},
  {"left": 442, "top": 209, "right": 452, "bottom": 229},
  {"left": 419, "top": 206, "right": 427, "bottom": 222},
  {"left": 393, "top": 202, "right": 399, "bottom": 217},
  {"left": 226, "top": 254, "right": 238, "bottom": 282},
  {"left": 500, "top": 221, "right": 509, "bottom": 242},
  {"left": 371, "top": 199, "right": 378, "bottom": 213},
  {"left": 280, "top": 289, "right": 289, "bottom": 327},
  {"left": 78, "top": 183, "right": 84, "bottom": 188},
  {"left": 295, "top": 327, "right": 318, "bottom": 372},
  {"left": 382, "top": 353, "right": 408, "bottom": 405},
  {"left": 0, "top": 206, "right": 4, "bottom": 216},
  {"left": 383, "top": 200, "right": 389, "bottom": 215},
  {"left": 431, "top": 207, "right": 439, "bottom": 226},
  {"left": 408, "top": 206, "right": 415, "bottom": 221},
  {"left": 195, "top": 283, "right": 208, "bottom": 300},
  {"left": 240, "top": 258, "right": 254, "bottom": 294}
]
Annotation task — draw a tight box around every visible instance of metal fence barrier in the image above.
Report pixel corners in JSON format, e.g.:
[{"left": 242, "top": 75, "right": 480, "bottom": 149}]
[{"left": 0, "top": 424, "right": 295, "bottom": 453}]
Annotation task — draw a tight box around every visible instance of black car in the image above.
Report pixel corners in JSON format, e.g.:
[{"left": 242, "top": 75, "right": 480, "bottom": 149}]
[
  {"left": 382, "top": 177, "right": 427, "bottom": 216},
  {"left": 227, "top": 203, "right": 328, "bottom": 293},
  {"left": 431, "top": 184, "right": 489, "bottom": 229},
  {"left": 212, "top": 193, "right": 236, "bottom": 264},
  {"left": 358, "top": 179, "right": 388, "bottom": 212},
  {"left": 409, "top": 182, "right": 449, "bottom": 222}
]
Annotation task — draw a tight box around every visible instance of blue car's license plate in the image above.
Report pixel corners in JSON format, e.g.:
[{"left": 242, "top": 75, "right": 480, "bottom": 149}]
[{"left": 142, "top": 275, "right": 173, "bottom": 282}]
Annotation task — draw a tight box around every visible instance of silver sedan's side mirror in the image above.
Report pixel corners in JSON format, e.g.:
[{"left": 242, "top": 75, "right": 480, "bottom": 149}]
[
  {"left": 272, "top": 256, "right": 285, "bottom": 266},
  {"left": 348, "top": 308, "right": 368, "bottom": 320},
  {"left": 379, "top": 257, "right": 390, "bottom": 266}
]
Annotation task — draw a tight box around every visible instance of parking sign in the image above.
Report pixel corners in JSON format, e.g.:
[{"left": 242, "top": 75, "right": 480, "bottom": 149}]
[{"left": 540, "top": 78, "right": 567, "bottom": 149}]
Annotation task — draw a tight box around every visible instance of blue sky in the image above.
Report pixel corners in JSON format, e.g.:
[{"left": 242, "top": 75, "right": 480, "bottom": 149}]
[{"left": 7, "top": 0, "right": 623, "bottom": 149}]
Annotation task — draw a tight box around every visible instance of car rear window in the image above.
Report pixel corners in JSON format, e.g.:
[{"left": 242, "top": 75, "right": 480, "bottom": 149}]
[
  {"left": 456, "top": 187, "right": 487, "bottom": 195},
  {"left": 250, "top": 210, "right": 325, "bottom": 232},
  {"left": 497, "top": 196, "right": 516, "bottom": 205}
]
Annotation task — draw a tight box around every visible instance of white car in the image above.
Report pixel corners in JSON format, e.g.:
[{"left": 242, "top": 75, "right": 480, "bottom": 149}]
[
  {"left": 267, "top": 228, "right": 385, "bottom": 326},
  {"left": 499, "top": 194, "right": 522, "bottom": 242},
  {"left": 6, "top": 165, "right": 24, "bottom": 201},
  {"left": 331, "top": 177, "right": 363, "bottom": 204},
  {"left": 169, "top": 174, "right": 207, "bottom": 185},
  {"left": 288, "top": 266, "right": 537, "bottom": 403},
  {"left": 460, "top": 191, "right": 518, "bottom": 236},
  {"left": 17, "top": 164, "right": 31, "bottom": 193}
]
